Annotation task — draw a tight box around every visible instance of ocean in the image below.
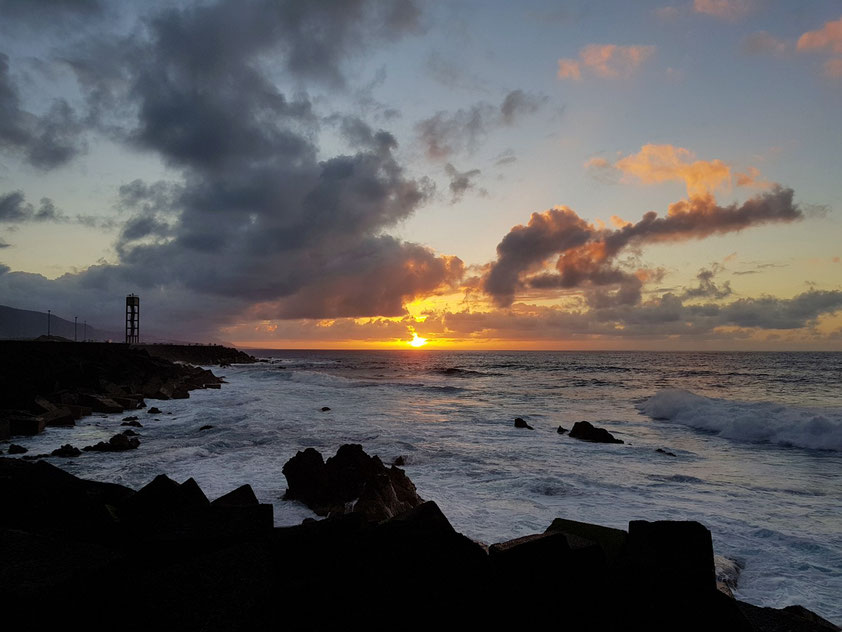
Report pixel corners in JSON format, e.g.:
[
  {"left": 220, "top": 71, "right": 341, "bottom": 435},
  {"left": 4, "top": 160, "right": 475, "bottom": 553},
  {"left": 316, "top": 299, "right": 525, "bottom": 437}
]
[{"left": 15, "top": 350, "right": 842, "bottom": 622}]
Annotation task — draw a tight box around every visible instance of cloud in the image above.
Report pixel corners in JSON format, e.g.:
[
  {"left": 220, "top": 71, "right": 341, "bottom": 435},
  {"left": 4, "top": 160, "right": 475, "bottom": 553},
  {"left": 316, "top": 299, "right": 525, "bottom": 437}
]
[
  {"left": 557, "top": 44, "right": 655, "bottom": 80},
  {"left": 444, "top": 163, "right": 484, "bottom": 203},
  {"left": 611, "top": 144, "right": 731, "bottom": 196},
  {"left": 0, "top": 0, "right": 468, "bottom": 335},
  {"left": 681, "top": 266, "right": 732, "bottom": 300},
  {"left": 693, "top": 0, "right": 756, "bottom": 21},
  {"left": 0, "top": 191, "right": 64, "bottom": 223},
  {"left": 415, "top": 90, "right": 545, "bottom": 160},
  {"left": 0, "top": 54, "right": 85, "bottom": 169},
  {"left": 797, "top": 17, "right": 842, "bottom": 55},
  {"left": 484, "top": 185, "right": 802, "bottom": 307},
  {"left": 743, "top": 32, "right": 788, "bottom": 56}
]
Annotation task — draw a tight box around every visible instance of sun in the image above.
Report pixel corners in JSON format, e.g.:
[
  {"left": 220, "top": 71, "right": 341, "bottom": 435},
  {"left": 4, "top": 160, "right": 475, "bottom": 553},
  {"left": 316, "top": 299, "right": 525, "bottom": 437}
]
[{"left": 408, "top": 331, "right": 428, "bottom": 347}]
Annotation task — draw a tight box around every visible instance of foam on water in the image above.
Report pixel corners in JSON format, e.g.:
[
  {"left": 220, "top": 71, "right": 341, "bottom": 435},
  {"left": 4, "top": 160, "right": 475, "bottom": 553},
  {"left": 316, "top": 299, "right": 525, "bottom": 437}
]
[{"left": 642, "top": 389, "right": 842, "bottom": 451}]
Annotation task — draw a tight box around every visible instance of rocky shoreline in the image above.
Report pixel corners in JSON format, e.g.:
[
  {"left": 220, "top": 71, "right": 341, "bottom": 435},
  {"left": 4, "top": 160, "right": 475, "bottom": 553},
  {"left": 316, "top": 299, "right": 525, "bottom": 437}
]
[
  {"left": 1, "top": 445, "right": 838, "bottom": 631},
  {"left": 0, "top": 341, "right": 251, "bottom": 442}
]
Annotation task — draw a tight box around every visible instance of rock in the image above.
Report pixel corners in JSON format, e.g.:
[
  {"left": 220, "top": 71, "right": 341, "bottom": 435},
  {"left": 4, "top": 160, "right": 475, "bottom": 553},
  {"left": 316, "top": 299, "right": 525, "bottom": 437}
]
[
  {"left": 9, "top": 443, "right": 28, "bottom": 454},
  {"left": 715, "top": 555, "right": 743, "bottom": 598},
  {"left": 79, "top": 394, "right": 124, "bottom": 414},
  {"left": 7, "top": 413, "right": 46, "bottom": 436},
  {"left": 514, "top": 417, "right": 533, "bottom": 430},
  {"left": 737, "top": 601, "right": 840, "bottom": 632},
  {"left": 392, "top": 455, "right": 406, "bottom": 466},
  {"left": 320, "top": 406, "right": 331, "bottom": 412},
  {"left": 147, "top": 407, "right": 162, "bottom": 414},
  {"left": 212, "top": 484, "right": 260, "bottom": 508},
  {"left": 122, "top": 429, "right": 139, "bottom": 436},
  {"left": 83, "top": 433, "right": 140, "bottom": 452},
  {"left": 282, "top": 444, "right": 424, "bottom": 522},
  {"left": 557, "top": 425, "right": 567, "bottom": 434},
  {"left": 121, "top": 420, "right": 143, "bottom": 427},
  {"left": 569, "top": 420, "right": 624, "bottom": 444},
  {"left": 545, "top": 517, "right": 628, "bottom": 566},
  {"left": 656, "top": 448, "right": 677, "bottom": 457},
  {"left": 50, "top": 444, "right": 81, "bottom": 458},
  {"left": 122, "top": 415, "right": 139, "bottom": 422},
  {"left": 40, "top": 407, "right": 76, "bottom": 427},
  {"left": 489, "top": 531, "right": 571, "bottom": 575},
  {"left": 199, "top": 424, "right": 214, "bottom": 431},
  {"left": 627, "top": 519, "right": 715, "bottom": 594}
]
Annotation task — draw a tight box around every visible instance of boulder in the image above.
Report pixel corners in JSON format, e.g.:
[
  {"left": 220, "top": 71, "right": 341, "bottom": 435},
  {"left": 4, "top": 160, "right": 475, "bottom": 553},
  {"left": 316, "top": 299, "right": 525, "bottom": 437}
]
[
  {"left": 212, "top": 484, "right": 260, "bottom": 508},
  {"left": 199, "top": 424, "right": 214, "bottom": 431},
  {"left": 121, "top": 420, "right": 143, "bottom": 427},
  {"left": 51, "top": 444, "right": 81, "bottom": 458},
  {"left": 122, "top": 429, "right": 139, "bottom": 437},
  {"left": 545, "top": 517, "right": 628, "bottom": 566},
  {"left": 569, "top": 420, "right": 624, "bottom": 444},
  {"left": 122, "top": 415, "right": 139, "bottom": 422},
  {"left": 392, "top": 455, "right": 406, "bottom": 466},
  {"left": 656, "top": 448, "right": 677, "bottom": 457},
  {"left": 320, "top": 406, "right": 331, "bottom": 412},
  {"left": 9, "top": 443, "right": 28, "bottom": 454},
  {"left": 627, "top": 520, "right": 715, "bottom": 594},
  {"left": 83, "top": 433, "right": 140, "bottom": 452},
  {"left": 147, "top": 407, "right": 162, "bottom": 414},
  {"left": 514, "top": 417, "right": 534, "bottom": 430},
  {"left": 282, "top": 444, "right": 424, "bottom": 521},
  {"left": 557, "top": 425, "right": 568, "bottom": 434},
  {"left": 79, "top": 394, "right": 124, "bottom": 414},
  {"left": 8, "top": 413, "right": 46, "bottom": 436}
]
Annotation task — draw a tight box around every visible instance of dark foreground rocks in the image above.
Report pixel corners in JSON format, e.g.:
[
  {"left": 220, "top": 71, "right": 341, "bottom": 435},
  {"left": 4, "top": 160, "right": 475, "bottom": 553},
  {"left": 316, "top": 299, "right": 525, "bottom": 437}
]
[{"left": 1, "top": 452, "right": 836, "bottom": 632}]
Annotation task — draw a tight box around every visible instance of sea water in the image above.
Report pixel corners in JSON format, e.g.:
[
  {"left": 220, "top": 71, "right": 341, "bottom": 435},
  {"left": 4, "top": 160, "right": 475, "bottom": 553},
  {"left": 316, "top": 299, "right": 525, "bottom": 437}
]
[{"left": 14, "top": 351, "right": 842, "bottom": 622}]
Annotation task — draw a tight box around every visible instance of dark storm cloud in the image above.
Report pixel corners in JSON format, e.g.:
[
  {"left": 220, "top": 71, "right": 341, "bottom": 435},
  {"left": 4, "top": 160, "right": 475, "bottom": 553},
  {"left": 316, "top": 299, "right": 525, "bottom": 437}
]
[
  {"left": 485, "top": 187, "right": 803, "bottom": 307},
  {"left": 0, "top": 191, "right": 63, "bottom": 223},
  {"left": 0, "top": 0, "right": 462, "bottom": 334},
  {"left": 416, "top": 90, "right": 546, "bottom": 160},
  {"left": 0, "top": 54, "right": 85, "bottom": 169},
  {"left": 681, "top": 266, "right": 732, "bottom": 300},
  {"left": 444, "top": 163, "right": 483, "bottom": 202}
]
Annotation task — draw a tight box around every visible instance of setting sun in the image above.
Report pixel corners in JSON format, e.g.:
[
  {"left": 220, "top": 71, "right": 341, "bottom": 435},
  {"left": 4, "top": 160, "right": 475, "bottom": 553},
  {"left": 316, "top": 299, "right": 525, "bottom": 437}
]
[{"left": 408, "top": 331, "right": 428, "bottom": 347}]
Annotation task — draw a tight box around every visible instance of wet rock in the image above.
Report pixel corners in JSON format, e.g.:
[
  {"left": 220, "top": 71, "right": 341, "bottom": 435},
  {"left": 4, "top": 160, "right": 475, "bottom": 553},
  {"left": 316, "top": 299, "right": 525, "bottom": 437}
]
[
  {"left": 514, "top": 417, "right": 533, "bottom": 430},
  {"left": 656, "top": 448, "right": 677, "bottom": 457},
  {"left": 282, "top": 444, "right": 424, "bottom": 522},
  {"left": 199, "top": 424, "right": 214, "bottom": 431},
  {"left": 9, "top": 444, "right": 28, "bottom": 454},
  {"left": 715, "top": 554, "right": 743, "bottom": 598},
  {"left": 122, "top": 416, "right": 139, "bottom": 422},
  {"left": 392, "top": 455, "right": 406, "bottom": 466},
  {"left": 121, "top": 420, "right": 143, "bottom": 427},
  {"left": 122, "top": 429, "right": 139, "bottom": 437},
  {"left": 147, "top": 407, "right": 162, "bottom": 414},
  {"left": 50, "top": 444, "right": 81, "bottom": 458},
  {"left": 321, "top": 406, "right": 331, "bottom": 412},
  {"left": 212, "top": 484, "right": 259, "bottom": 508},
  {"left": 557, "top": 426, "right": 568, "bottom": 434},
  {"left": 569, "top": 420, "right": 623, "bottom": 444},
  {"left": 83, "top": 433, "right": 140, "bottom": 452}
]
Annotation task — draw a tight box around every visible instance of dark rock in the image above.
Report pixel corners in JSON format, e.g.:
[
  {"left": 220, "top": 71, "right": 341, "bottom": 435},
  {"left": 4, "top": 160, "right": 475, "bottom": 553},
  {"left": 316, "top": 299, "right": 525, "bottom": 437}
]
[
  {"left": 656, "top": 448, "right": 677, "bottom": 457},
  {"left": 50, "top": 444, "right": 81, "bottom": 458},
  {"left": 212, "top": 484, "right": 260, "bottom": 508},
  {"left": 83, "top": 433, "right": 140, "bottom": 452},
  {"left": 147, "top": 407, "right": 162, "bottom": 414},
  {"left": 737, "top": 601, "right": 839, "bottom": 632},
  {"left": 489, "top": 531, "right": 571, "bottom": 575},
  {"left": 79, "top": 394, "right": 124, "bottom": 414},
  {"left": 321, "top": 406, "right": 331, "bottom": 412},
  {"left": 282, "top": 444, "right": 424, "bottom": 521},
  {"left": 7, "top": 413, "right": 46, "bottom": 436},
  {"left": 393, "top": 455, "right": 406, "bottom": 466},
  {"left": 199, "top": 424, "right": 214, "bottom": 431},
  {"left": 121, "top": 420, "right": 143, "bottom": 427},
  {"left": 122, "top": 415, "right": 139, "bottom": 422},
  {"left": 122, "top": 429, "right": 139, "bottom": 437},
  {"left": 514, "top": 417, "right": 533, "bottom": 430},
  {"left": 557, "top": 425, "right": 567, "bottom": 434},
  {"left": 545, "top": 517, "right": 628, "bottom": 565},
  {"left": 627, "top": 519, "right": 715, "bottom": 594},
  {"left": 20, "top": 453, "right": 48, "bottom": 460},
  {"left": 569, "top": 420, "right": 624, "bottom": 444},
  {"left": 9, "top": 443, "right": 28, "bottom": 454}
]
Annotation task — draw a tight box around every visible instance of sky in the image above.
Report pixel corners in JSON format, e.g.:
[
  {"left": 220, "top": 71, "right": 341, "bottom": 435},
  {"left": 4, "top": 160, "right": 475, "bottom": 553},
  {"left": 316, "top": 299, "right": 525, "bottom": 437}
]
[{"left": 0, "top": 0, "right": 840, "bottom": 350}]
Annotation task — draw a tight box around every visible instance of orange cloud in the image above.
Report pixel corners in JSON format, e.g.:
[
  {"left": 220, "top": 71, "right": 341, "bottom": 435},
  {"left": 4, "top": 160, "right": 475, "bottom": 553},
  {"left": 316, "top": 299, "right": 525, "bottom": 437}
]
[
  {"left": 693, "top": 0, "right": 756, "bottom": 21},
  {"left": 797, "top": 17, "right": 842, "bottom": 55},
  {"left": 558, "top": 44, "right": 655, "bottom": 80},
  {"left": 614, "top": 144, "right": 731, "bottom": 197},
  {"left": 735, "top": 166, "right": 774, "bottom": 190}
]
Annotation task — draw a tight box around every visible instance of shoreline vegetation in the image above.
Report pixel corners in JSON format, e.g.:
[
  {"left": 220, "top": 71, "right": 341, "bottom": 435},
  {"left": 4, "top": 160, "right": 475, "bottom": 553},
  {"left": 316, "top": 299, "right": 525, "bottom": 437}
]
[{"left": 0, "top": 342, "right": 838, "bottom": 630}]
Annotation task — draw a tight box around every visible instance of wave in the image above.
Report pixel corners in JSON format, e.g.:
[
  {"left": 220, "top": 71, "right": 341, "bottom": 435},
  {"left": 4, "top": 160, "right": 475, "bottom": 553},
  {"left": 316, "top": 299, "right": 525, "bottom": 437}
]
[
  {"left": 641, "top": 389, "right": 842, "bottom": 452},
  {"left": 432, "top": 367, "right": 495, "bottom": 378},
  {"left": 275, "top": 370, "right": 466, "bottom": 394}
]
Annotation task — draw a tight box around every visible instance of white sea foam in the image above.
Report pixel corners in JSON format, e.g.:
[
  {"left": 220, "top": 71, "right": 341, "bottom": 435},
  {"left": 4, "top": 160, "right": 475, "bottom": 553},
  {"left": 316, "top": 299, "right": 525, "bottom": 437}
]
[{"left": 641, "top": 389, "right": 842, "bottom": 451}]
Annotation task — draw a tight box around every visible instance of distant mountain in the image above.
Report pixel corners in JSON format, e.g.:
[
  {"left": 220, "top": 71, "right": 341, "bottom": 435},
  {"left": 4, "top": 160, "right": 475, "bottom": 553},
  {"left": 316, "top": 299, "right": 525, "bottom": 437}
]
[{"left": 0, "top": 304, "right": 119, "bottom": 341}]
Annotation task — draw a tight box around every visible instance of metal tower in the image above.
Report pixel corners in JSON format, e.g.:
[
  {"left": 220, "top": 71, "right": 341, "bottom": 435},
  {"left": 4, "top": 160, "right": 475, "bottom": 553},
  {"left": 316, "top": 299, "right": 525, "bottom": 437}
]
[{"left": 125, "top": 294, "right": 140, "bottom": 343}]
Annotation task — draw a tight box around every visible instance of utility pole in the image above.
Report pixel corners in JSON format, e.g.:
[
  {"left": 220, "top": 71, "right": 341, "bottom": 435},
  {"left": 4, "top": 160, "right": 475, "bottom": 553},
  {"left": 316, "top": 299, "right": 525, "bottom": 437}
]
[
  {"left": 75, "top": 316, "right": 78, "bottom": 342},
  {"left": 47, "top": 310, "right": 51, "bottom": 336}
]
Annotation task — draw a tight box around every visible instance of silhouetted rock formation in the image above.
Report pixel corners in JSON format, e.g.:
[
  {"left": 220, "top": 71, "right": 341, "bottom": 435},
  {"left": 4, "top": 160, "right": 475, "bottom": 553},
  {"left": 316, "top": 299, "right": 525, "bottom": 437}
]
[
  {"left": 282, "top": 444, "right": 424, "bottom": 522},
  {"left": 134, "top": 343, "right": 256, "bottom": 366},
  {"left": 0, "top": 455, "right": 835, "bottom": 631},
  {"left": 0, "top": 341, "right": 226, "bottom": 439},
  {"left": 513, "top": 416, "right": 533, "bottom": 429},
  {"left": 569, "top": 420, "right": 624, "bottom": 444}
]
